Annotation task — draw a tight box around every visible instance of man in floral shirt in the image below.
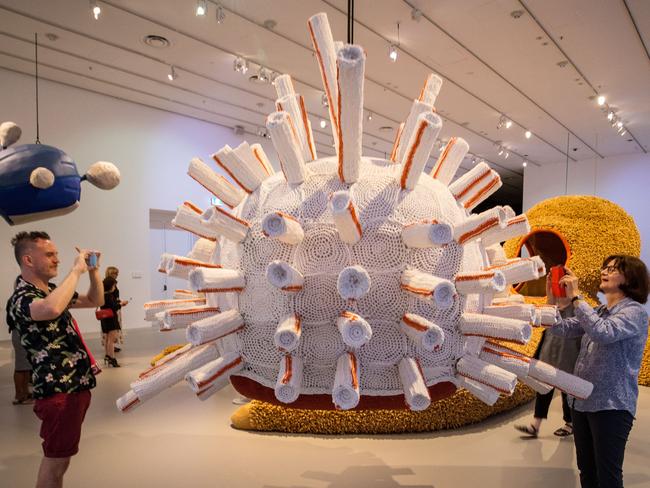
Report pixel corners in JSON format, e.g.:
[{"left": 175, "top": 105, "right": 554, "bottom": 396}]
[{"left": 6, "top": 231, "right": 103, "bottom": 488}]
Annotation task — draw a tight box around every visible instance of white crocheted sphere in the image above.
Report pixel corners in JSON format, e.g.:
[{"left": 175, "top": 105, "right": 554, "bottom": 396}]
[{"left": 219, "top": 156, "right": 482, "bottom": 402}]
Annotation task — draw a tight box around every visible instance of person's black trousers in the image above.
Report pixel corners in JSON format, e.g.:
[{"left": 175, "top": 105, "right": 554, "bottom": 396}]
[
  {"left": 571, "top": 409, "right": 634, "bottom": 488},
  {"left": 534, "top": 389, "right": 572, "bottom": 423}
]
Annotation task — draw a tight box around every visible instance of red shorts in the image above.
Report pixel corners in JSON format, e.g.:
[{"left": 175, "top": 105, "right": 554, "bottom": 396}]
[{"left": 33, "top": 390, "right": 91, "bottom": 458}]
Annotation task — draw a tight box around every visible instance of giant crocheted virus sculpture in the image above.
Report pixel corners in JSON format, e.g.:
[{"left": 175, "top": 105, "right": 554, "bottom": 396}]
[{"left": 117, "top": 13, "right": 593, "bottom": 414}]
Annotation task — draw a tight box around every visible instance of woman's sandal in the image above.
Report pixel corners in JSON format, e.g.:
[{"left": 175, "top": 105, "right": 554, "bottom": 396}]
[
  {"left": 553, "top": 424, "right": 573, "bottom": 437},
  {"left": 515, "top": 424, "right": 539, "bottom": 437}
]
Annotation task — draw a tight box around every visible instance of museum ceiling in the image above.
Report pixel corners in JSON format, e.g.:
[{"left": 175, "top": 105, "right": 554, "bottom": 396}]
[{"left": 0, "top": 0, "right": 648, "bottom": 204}]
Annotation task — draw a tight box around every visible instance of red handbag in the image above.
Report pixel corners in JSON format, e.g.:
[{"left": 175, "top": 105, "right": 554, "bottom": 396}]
[{"left": 95, "top": 308, "right": 115, "bottom": 320}]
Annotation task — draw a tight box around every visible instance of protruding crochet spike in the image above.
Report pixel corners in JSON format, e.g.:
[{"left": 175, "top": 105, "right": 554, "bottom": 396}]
[
  {"left": 276, "top": 93, "right": 317, "bottom": 162},
  {"left": 455, "top": 270, "right": 506, "bottom": 294},
  {"left": 188, "top": 268, "right": 245, "bottom": 294},
  {"left": 274, "top": 314, "right": 302, "bottom": 352},
  {"left": 185, "top": 352, "right": 244, "bottom": 400},
  {"left": 262, "top": 211, "right": 304, "bottom": 245},
  {"left": 308, "top": 13, "right": 339, "bottom": 138},
  {"left": 449, "top": 162, "right": 502, "bottom": 211},
  {"left": 266, "top": 260, "right": 304, "bottom": 292},
  {"left": 452, "top": 207, "right": 506, "bottom": 245},
  {"left": 200, "top": 205, "right": 250, "bottom": 243},
  {"left": 212, "top": 144, "right": 264, "bottom": 193},
  {"left": 161, "top": 305, "right": 220, "bottom": 331},
  {"left": 456, "top": 355, "right": 518, "bottom": 394},
  {"left": 417, "top": 73, "right": 443, "bottom": 106},
  {"left": 483, "top": 303, "right": 535, "bottom": 323},
  {"left": 480, "top": 214, "right": 531, "bottom": 246},
  {"left": 166, "top": 256, "right": 222, "bottom": 280},
  {"left": 400, "top": 269, "right": 456, "bottom": 309},
  {"left": 430, "top": 136, "right": 469, "bottom": 186},
  {"left": 172, "top": 202, "right": 218, "bottom": 241},
  {"left": 329, "top": 190, "right": 362, "bottom": 243},
  {"left": 337, "top": 311, "right": 372, "bottom": 348},
  {"left": 519, "top": 375, "right": 553, "bottom": 394},
  {"left": 337, "top": 266, "right": 371, "bottom": 300},
  {"left": 336, "top": 44, "right": 366, "bottom": 183},
  {"left": 188, "top": 157, "right": 246, "bottom": 208},
  {"left": 158, "top": 253, "right": 173, "bottom": 273},
  {"left": 332, "top": 352, "right": 360, "bottom": 410},
  {"left": 274, "top": 74, "right": 296, "bottom": 99},
  {"left": 400, "top": 313, "right": 445, "bottom": 351},
  {"left": 116, "top": 389, "right": 141, "bottom": 413},
  {"left": 457, "top": 376, "right": 500, "bottom": 406},
  {"left": 479, "top": 342, "right": 530, "bottom": 378},
  {"left": 187, "top": 238, "right": 217, "bottom": 264},
  {"left": 485, "top": 258, "right": 540, "bottom": 285},
  {"left": 400, "top": 112, "right": 443, "bottom": 190},
  {"left": 186, "top": 309, "right": 245, "bottom": 346},
  {"left": 143, "top": 298, "right": 206, "bottom": 322},
  {"left": 395, "top": 100, "right": 435, "bottom": 165},
  {"left": 459, "top": 313, "right": 531, "bottom": 344},
  {"left": 398, "top": 357, "right": 431, "bottom": 411},
  {"left": 266, "top": 111, "right": 308, "bottom": 184},
  {"left": 402, "top": 220, "right": 453, "bottom": 248},
  {"left": 527, "top": 359, "right": 593, "bottom": 399},
  {"left": 275, "top": 355, "right": 303, "bottom": 404},
  {"left": 535, "top": 304, "right": 558, "bottom": 326}
]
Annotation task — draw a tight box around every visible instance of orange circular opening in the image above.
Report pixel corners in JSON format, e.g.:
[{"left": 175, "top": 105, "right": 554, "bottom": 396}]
[{"left": 514, "top": 228, "right": 571, "bottom": 296}]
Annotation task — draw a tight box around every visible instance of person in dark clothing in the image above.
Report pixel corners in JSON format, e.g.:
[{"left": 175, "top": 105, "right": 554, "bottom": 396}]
[{"left": 100, "top": 276, "right": 121, "bottom": 367}]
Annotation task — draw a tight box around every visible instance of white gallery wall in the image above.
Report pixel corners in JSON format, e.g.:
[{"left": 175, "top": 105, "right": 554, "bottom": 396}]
[
  {"left": 0, "top": 68, "right": 277, "bottom": 340},
  {"left": 523, "top": 152, "right": 650, "bottom": 313}
]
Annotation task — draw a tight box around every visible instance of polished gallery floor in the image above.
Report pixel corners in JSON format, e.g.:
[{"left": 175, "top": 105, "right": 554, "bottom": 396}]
[{"left": 1, "top": 327, "right": 649, "bottom": 488}]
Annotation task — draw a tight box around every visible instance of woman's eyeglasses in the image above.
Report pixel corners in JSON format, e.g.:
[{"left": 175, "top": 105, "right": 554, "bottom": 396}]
[{"left": 601, "top": 265, "right": 619, "bottom": 274}]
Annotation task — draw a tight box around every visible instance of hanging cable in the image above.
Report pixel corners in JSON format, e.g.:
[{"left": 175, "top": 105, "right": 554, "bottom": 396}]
[{"left": 34, "top": 33, "right": 41, "bottom": 144}]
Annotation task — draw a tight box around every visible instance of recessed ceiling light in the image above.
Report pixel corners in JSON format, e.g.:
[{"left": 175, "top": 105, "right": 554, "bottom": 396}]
[
  {"left": 378, "top": 126, "right": 394, "bottom": 132},
  {"left": 143, "top": 35, "right": 171, "bottom": 48},
  {"left": 597, "top": 95, "right": 606, "bottom": 106},
  {"left": 45, "top": 33, "right": 59, "bottom": 41},
  {"left": 263, "top": 19, "right": 277, "bottom": 29},
  {"left": 510, "top": 10, "right": 524, "bottom": 19}
]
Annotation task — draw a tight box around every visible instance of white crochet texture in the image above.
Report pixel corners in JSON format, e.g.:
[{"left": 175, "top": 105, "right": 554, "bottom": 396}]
[{"left": 118, "top": 12, "right": 593, "bottom": 413}]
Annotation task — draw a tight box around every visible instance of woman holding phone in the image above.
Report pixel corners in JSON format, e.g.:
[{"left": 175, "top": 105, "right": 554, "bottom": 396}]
[{"left": 549, "top": 255, "right": 648, "bottom": 488}]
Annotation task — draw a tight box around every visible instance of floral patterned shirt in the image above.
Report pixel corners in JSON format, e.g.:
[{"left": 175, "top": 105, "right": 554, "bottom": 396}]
[{"left": 6, "top": 276, "right": 96, "bottom": 399}]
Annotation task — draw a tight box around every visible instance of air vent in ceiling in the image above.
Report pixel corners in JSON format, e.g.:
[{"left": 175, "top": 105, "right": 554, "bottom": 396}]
[{"left": 143, "top": 35, "right": 171, "bottom": 48}]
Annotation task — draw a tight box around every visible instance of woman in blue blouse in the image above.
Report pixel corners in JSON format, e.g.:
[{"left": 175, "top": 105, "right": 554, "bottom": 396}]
[{"left": 550, "top": 255, "right": 649, "bottom": 488}]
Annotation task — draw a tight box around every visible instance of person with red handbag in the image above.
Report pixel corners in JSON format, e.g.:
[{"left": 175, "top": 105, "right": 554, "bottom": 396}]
[{"left": 98, "top": 276, "right": 121, "bottom": 367}]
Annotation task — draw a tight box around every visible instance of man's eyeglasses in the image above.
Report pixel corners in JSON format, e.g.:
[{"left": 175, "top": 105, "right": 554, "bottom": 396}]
[{"left": 601, "top": 265, "right": 619, "bottom": 274}]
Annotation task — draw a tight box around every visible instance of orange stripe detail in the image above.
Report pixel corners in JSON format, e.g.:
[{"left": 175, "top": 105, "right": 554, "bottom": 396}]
[
  {"left": 169, "top": 307, "right": 220, "bottom": 316},
  {"left": 453, "top": 167, "right": 491, "bottom": 200},
  {"left": 213, "top": 205, "right": 250, "bottom": 228},
  {"left": 183, "top": 201, "right": 203, "bottom": 214},
  {"left": 400, "top": 119, "right": 427, "bottom": 189},
  {"left": 455, "top": 272, "right": 495, "bottom": 281},
  {"left": 307, "top": 20, "right": 338, "bottom": 132},
  {"left": 463, "top": 333, "right": 526, "bottom": 345},
  {"left": 402, "top": 315, "right": 429, "bottom": 332},
  {"left": 173, "top": 258, "right": 222, "bottom": 269},
  {"left": 144, "top": 298, "right": 205, "bottom": 309},
  {"left": 281, "top": 355, "right": 293, "bottom": 384},
  {"left": 347, "top": 202, "right": 363, "bottom": 238},
  {"left": 212, "top": 153, "right": 252, "bottom": 194},
  {"left": 349, "top": 353, "right": 359, "bottom": 390},
  {"left": 172, "top": 223, "right": 217, "bottom": 242},
  {"left": 432, "top": 137, "right": 456, "bottom": 179},
  {"left": 122, "top": 397, "right": 140, "bottom": 412},
  {"left": 458, "top": 372, "right": 511, "bottom": 394},
  {"left": 400, "top": 284, "right": 433, "bottom": 296},
  {"left": 251, "top": 146, "right": 271, "bottom": 177},
  {"left": 198, "top": 287, "right": 244, "bottom": 293},
  {"left": 390, "top": 123, "right": 404, "bottom": 162},
  {"left": 418, "top": 76, "right": 428, "bottom": 102},
  {"left": 404, "top": 219, "right": 439, "bottom": 228},
  {"left": 196, "top": 357, "right": 243, "bottom": 389},
  {"left": 299, "top": 95, "right": 316, "bottom": 159},
  {"left": 464, "top": 176, "right": 501, "bottom": 209},
  {"left": 276, "top": 211, "right": 300, "bottom": 223},
  {"left": 294, "top": 315, "right": 301, "bottom": 332},
  {"left": 482, "top": 346, "right": 530, "bottom": 363},
  {"left": 281, "top": 285, "right": 303, "bottom": 292},
  {"left": 458, "top": 217, "right": 500, "bottom": 244},
  {"left": 341, "top": 311, "right": 360, "bottom": 321}
]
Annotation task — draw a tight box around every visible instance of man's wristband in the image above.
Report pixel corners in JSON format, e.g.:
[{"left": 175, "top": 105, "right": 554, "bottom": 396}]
[{"left": 571, "top": 295, "right": 583, "bottom": 304}]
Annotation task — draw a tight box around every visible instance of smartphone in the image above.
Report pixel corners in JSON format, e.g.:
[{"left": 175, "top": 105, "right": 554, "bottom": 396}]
[
  {"left": 551, "top": 265, "right": 566, "bottom": 298},
  {"left": 87, "top": 253, "right": 98, "bottom": 268}
]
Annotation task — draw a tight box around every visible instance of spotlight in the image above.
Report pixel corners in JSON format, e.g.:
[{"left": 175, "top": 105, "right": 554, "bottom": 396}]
[
  {"left": 90, "top": 0, "right": 101, "bottom": 20},
  {"left": 597, "top": 95, "right": 606, "bottom": 106},
  {"left": 269, "top": 71, "right": 279, "bottom": 85},
  {"left": 321, "top": 92, "right": 329, "bottom": 108},
  {"left": 497, "top": 147, "right": 504, "bottom": 156},
  {"left": 233, "top": 57, "right": 249, "bottom": 74},
  {"left": 257, "top": 66, "right": 270, "bottom": 83},
  {"left": 389, "top": 44, "right": 398, "bottom": 62},
  {"left": 607, "top": 111, "right": 614, "bottom": 121},
  {"left": 320, "top": 119, "right": 327, "bottom": 129},
  {"left": 611, "top": 116, "right": 617, "bottom": 127},
  {"left": 195, "top": 0, "right": 207, "bottom": 17},
  {"left": 620, "top": 129, "right": 627, "bottom": 136},
  {"left": 167, "top": 65, "right": 177, "bottom": 81},
  {"left": 471, "top": 157, "right": 477, "bottom": 164},
  {"left": 497, "top": 114, "right": 512, "bottom": 130},
  {"left": 505, "top": 119, "right": 513, "bottom": 129},
  {"left": 522, "top": 160, "right": 528, "bottom": 167},
  {"left": 525, "top": 130, "right": 532, "bottom": 139},
  {"left": 505, "top": 151, "right": 510, "bottom": 159},
  {"left": 256, "top": 126, "right": 269, "bottom": 139},
  {"left": 215, "top": 3, "right": 226, "bottom": 23},
  {"left": 366, "top": 111, "right": 373, "bottom": 121},
  {"left": 617, "top": 125, "right": 623, "bottom": 133}
]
